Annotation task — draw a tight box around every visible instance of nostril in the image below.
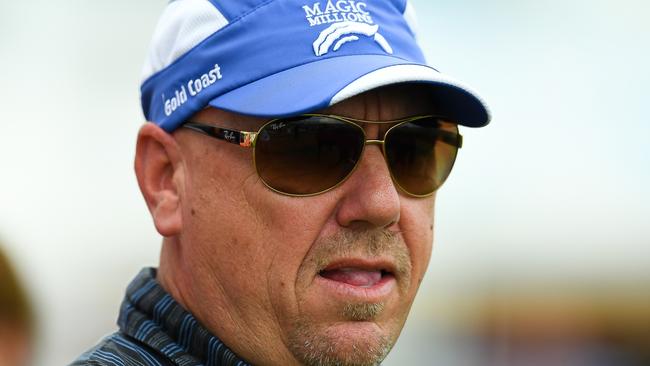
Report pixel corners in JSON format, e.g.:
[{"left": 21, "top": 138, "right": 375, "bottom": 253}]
[{"left": 383, "top": 215, "right": 400, "bottom": 230}]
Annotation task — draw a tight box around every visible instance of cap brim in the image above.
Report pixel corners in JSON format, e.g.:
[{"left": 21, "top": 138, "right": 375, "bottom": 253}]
[{"left": 209, "top": 54, "right": 490, "bottom": 127}]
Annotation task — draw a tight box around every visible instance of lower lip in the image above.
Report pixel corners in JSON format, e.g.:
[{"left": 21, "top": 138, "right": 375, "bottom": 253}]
[{"left": 314, "top": 273, "right": 396, "bottom": 301}]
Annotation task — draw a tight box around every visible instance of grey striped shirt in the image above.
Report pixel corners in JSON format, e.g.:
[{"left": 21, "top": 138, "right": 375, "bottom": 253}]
[{"left": 71, "top": 268, "right": 250, "bottom": 366}]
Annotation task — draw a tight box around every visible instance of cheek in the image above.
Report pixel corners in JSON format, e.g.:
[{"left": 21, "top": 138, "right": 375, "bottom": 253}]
[
  {"left": 244, "top": 194, "right": 345, "bottom": 334},
  {"left": 178, "top": 147, "right": 275, "bottom": 301},
  {"left": 183, "top": 155, "right": 339, "bottom": 303},
  {"left": 399, "top": 196, "right": 436, "bottom": 286},
  {"left": 258, "top": 195, "right": 339, "bottom": 289}
]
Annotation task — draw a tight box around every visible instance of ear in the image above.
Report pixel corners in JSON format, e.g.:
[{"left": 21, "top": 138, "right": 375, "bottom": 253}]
[{"left": 134, "top": 122, "right": 185, "bottom": 237}]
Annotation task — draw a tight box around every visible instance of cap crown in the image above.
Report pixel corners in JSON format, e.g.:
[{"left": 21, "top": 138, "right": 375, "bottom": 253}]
[{"left": 141, "top": 0, "right": 423, "bottom": 131}]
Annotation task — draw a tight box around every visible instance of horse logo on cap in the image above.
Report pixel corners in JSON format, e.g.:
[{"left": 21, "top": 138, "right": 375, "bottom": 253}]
[{"left": 303, "top": 1, "right": 393, "bottom": 57}]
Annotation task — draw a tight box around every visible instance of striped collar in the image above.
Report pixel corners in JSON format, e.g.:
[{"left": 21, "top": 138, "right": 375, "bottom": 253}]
[{"left": 117, "top": 268, "right": 249, "bottom": 366}]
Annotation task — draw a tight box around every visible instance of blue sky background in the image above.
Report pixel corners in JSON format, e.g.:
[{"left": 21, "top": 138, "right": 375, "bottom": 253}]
[{"left": 0, "top": 0, "right": 648, "bottom": 364}]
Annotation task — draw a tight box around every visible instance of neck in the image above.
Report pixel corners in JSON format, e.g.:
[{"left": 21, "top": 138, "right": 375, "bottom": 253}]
[
  {"left": 157, "top": 237, "right": 301, "bottom": 366},
  {"left": 157, "top": 237, "right": 191, "bottom": 311}
]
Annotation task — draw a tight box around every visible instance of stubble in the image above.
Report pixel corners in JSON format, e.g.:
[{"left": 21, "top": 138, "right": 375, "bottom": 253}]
[{"left": 288, "top": 229, "right": 412, "bottom": 366}]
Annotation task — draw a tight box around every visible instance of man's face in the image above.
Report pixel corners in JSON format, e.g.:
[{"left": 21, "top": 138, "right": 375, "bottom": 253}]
[{"left": 170, "top": 85, "right": 437, "bottom": 365}]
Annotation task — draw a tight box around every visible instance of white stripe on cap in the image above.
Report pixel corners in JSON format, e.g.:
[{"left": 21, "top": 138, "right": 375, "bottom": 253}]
[
  {"left": 141, "top": 0, "right": 228, "bottom": 82},
  {"left": 402, "top": 1, "right": 419, "bottom": 40}
]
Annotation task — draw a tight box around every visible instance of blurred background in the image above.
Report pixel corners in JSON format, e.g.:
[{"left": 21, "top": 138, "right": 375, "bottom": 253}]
[{"left": 0, "top": 0, "right": 648, "bottom": 365}]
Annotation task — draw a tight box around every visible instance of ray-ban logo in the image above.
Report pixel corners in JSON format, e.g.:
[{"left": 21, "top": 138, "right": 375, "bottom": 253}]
[{"left": 302, "top": 1, "right": 393, "bottom": 56}]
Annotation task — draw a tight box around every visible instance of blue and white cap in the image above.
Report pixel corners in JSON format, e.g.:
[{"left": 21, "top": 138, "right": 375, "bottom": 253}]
[{"left": 141, "top": 0, "right": 491, "bottom": 132}]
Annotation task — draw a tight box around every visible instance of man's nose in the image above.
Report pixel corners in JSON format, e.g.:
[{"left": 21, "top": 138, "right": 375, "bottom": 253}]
[{"left": 334, "top": 143, "right": 401, "bottom": 229}]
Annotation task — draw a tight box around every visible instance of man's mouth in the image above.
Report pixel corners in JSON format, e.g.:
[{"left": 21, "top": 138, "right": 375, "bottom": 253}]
[
  {"left": 317, "top": 258, "right": 397, "bottom": 288},
  {"left": 319, "top": 268, "right": 390, "bottom": 288},
  {"left": 314, "top": 261, "right": 397, "bottom": 301}
]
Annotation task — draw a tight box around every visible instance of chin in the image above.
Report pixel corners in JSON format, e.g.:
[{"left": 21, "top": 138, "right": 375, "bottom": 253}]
[{"left": 288, "top": 318, "right": 400, "bottom": 366}]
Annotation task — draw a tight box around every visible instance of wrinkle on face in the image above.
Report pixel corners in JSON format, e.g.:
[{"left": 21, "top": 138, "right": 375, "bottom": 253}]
[{"left": 241, "top": 170, "right": 266, "bottom": 228}]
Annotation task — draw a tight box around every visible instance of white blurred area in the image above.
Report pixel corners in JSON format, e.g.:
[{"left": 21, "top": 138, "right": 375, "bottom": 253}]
[{"left": 0, "top": 1, "right": 648, "bottom": 365}]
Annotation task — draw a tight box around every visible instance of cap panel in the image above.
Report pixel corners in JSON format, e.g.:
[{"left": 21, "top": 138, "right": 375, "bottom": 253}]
[
  {"left": 141, "top": 0, "right": 228, "bottom": 81},
  {"left": 141, "top": 0, "right": 427, "bottom": 131},
  {"left": 402, "top": 1, "right": 419, "bottom": 40},
  {"left": 364, "top": 1, "right": 424, "bottom": 59},
  {"left": 207, "top": 0, "right": 271, "bottom": 21},
  {"left": 391, "top": 0, "right": 408, "bottom": 13}
]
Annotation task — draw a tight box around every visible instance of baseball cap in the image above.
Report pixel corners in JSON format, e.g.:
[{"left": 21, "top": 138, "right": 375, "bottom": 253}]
[{"left": 140, "top": 0, "right": 491, "bottom": 132}]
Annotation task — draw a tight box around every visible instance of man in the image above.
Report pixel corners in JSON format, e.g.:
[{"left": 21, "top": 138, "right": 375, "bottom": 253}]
[{"left": 73, "top": 0, "right": 489, "bottom": 365}]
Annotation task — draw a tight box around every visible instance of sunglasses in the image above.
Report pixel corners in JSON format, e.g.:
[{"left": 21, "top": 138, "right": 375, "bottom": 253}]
[{"left": 183, "top": 114, "right": 462, "bottom": 197}]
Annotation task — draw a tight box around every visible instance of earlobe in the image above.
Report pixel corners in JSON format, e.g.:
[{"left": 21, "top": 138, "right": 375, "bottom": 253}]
[{"left": 134, "top": 123, "right": 184, "bottom": 237}]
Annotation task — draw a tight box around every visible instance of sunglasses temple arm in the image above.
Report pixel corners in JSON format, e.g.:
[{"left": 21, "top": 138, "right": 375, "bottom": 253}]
[{"left": 183, "top": 122, "right": 256, "bottom": 148}]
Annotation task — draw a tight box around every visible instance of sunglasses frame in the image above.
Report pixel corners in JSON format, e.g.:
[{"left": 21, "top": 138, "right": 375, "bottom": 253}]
[{"left": 183, "top": 114, "right": 463, "bottom": 198}]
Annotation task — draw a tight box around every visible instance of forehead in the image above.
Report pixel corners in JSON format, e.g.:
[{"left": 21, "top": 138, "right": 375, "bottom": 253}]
[
  {"left": 189, "top": 83, "right": 438, "bottom": 130},
  {"left": 324, "top": 83, "right": 438, "bottom": 119}
]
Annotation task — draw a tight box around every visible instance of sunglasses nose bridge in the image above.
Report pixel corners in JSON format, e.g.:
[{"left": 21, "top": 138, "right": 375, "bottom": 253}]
[
  {"left": 364, "top": 139, "right": 386, "bottom": 156},
  {"left": 365, "top": 139, "right": 384, "bottom": 147},
  {"left": 358, "top": 139, "right": 393, "bottom": 184}
]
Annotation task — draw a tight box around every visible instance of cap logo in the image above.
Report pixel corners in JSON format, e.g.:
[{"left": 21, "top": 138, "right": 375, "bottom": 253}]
[
  {"left": 303, "top": 1, "right": 393, "bottom": 56},
  {"left": 162, "top": 63, "right": 223, "bottom": 117}
]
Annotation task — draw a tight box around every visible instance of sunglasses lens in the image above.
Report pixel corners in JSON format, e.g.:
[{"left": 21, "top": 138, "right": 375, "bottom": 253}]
[
  {"left": 385, "top": 119, "right": 460, "bottom": 196},
  {"left": 255, "top": 116, "right": 365, "bottom": 195}
]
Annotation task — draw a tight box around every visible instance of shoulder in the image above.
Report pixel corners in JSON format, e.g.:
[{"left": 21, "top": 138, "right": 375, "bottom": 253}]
[{"left": 69, "top": 332, "right": 173, "bottom": 366}]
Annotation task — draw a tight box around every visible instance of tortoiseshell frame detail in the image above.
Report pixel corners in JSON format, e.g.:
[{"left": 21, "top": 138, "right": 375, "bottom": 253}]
[{"left": 183, "top": 123, "right": 258, "bottom": 148}]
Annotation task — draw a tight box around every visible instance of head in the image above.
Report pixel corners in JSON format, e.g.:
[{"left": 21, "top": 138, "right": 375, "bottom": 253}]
[{"left": 136, "top": 1, "right": 489, "bottom": 365}]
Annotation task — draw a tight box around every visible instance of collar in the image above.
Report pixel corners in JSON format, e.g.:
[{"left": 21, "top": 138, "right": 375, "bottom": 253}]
[{"left": 117, "top": 268, "right": 250, "bottom": 366}]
